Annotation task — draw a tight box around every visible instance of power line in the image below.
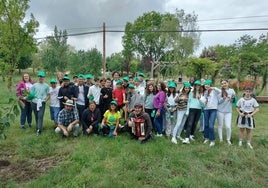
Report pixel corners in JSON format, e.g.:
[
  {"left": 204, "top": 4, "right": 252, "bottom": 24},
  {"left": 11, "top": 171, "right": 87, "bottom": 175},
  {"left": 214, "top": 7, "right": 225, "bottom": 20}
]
[{"left": 198, "top": 15, "right": 268, "bottom": 22}]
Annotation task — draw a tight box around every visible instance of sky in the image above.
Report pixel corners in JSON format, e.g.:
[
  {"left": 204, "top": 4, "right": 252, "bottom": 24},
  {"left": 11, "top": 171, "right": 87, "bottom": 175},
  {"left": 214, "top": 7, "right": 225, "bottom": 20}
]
[{"left": 27, "top": 0, "right": 268, "bottom": 56}]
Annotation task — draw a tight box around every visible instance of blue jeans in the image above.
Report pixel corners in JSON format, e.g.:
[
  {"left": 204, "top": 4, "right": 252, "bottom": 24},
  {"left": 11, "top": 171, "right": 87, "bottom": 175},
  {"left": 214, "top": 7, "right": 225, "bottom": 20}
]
[
  {"left": 50, "top": 106, "right": 60, "bottom": 123},
  {"left": 154, "top": 108, "right": 165, "bottom": 134},
  {"left": 20, "top": 101, "right": 32, "bottom": 126},
  {"left": 32, "top": 102, "right": 46, "bottom": 132},
  {"left": 204, "top": 109, "right": 217, "bottom": 141},
  {"left": 173, "top": 109, "right": 187, "bottom": 137}
]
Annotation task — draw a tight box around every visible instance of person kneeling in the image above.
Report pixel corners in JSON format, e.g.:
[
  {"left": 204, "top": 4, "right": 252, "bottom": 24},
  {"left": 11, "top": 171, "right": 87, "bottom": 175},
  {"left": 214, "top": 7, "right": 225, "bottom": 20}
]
[
  {"left": 55, "top": 99, "right": 80, "bottom": 137},
  {"left": 128, "top": 104, "right": 153, "bottom": 143}
]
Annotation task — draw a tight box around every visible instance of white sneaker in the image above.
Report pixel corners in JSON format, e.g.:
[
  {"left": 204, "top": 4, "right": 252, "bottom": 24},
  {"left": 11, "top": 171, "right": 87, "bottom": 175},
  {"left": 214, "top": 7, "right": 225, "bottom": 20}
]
[
  {"left": 238, "top": 140, "right": 243, "bottom": 147},
  {"left": 190, "top": 135, "right": 195, "bottom": 141},
  {"left": 209, "top": 141, "right": 215, "bottom": 147},
  {"left": 171, "top": 137, "right": 177, "bottom": 144},
  {"left": 156, "top": 134, "right": 163, "bottom": 137},
  {"left": 227, "top": 140, "right": 232, "bottom": 146},
  {"left": 176, "top": 136, "right": 184, "bottom": 141},
  {"left": 203, "top": 139, "right": 209, "bottom": 144},
  {"left": 247, "top": 142, "right": 253, "bottom": 149},
  {"left": 183, "top": 138, "right": 190, "bottom": 144}
]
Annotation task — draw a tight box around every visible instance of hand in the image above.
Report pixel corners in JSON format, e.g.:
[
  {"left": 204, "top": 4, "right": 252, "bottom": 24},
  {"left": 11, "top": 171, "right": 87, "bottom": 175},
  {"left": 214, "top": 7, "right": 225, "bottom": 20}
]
[
  {"left": 113, "top": 130, "right": 117, "bottom": 136},
  {"left": 63, "top": 129, "right": 69, "bottom": 136},
  {"left": 156, "top": 111, "right": 160, "bottom": 117},
  {"left": 67, "top": 124, "right": 72, "bottom": 132},
  {"left": 239, "top": 113, "right": 245, "bottom": 117}
]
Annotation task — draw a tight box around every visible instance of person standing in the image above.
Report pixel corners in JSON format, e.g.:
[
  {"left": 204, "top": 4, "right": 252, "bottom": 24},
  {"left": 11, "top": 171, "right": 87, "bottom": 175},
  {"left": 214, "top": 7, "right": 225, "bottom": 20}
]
[
  {"left": 87, "top": 78, "right": 101, "bottom": 108},
  {"left": 144, "top": 83, "right": 156, "bottom": 132},
  {"left": 30, "top": 71, "right": 50, "bottom": 136},
  {"left": 16, "top": 73, "right": 35, "bottom": 129},
  {"left": 217, "top": 79, "right": 236, "bottom": 145},
  {"left": 236, "top": 87, "right": 259, "bottom": 149},
  {"left": 99, "top": 78, "right": 113, "bottom": 117},
  {"left": 49, "top": 78, "right": 60, "bottom": 128}
]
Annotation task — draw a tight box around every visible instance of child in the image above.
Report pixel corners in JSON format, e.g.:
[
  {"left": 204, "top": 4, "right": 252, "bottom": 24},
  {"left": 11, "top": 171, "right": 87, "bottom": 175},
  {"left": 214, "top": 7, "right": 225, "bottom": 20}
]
[
  {"left": 236, "top": 87, "right": 259, "bottom": 149},
  {"left": 49, "top": 78, "right": 60, "bottom": 128}
]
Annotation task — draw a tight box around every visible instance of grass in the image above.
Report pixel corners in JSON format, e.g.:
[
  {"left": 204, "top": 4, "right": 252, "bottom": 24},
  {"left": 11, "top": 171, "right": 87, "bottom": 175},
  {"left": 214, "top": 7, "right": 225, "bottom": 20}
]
[{"left": 0, "top": 73, "right": 268, "bottom": 188}]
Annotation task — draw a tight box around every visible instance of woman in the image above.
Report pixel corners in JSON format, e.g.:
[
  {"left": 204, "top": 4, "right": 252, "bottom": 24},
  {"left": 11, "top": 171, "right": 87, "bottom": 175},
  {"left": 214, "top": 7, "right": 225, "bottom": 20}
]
[
  {"left": 99, "top": 78, "right": 113, "bottom": 117},
  {"left": 153, "top": 82, "right": 167, "bottom": 137},
  {"left": 16, "top": 73, "right": 34, "bottom": 129},
  {"left": 217, "top": 79, "right": 236, "bottom": 145},
  {"left": 171, "top": 82, "right": 190, "bottom": 144},
  {"left": 101, "top": 101, "right": 121, "bottom": 137},
  {"left": 144, "top": 83, "right": 156, "bottom": 132},
  {"left": 200, "top": 79, "right": 221, "bottom": 147},
  {"left": 182, "top": 80, "right": 204, "bottom": 144},
  {"left": 166, "top": 81, "right": 178, "bottom": 137}
]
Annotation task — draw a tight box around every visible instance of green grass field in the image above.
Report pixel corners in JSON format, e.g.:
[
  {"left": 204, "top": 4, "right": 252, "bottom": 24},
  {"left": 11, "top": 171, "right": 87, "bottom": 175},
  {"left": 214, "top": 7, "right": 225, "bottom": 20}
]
[{"left": 0, "top": 74, "right": 268, "bottom": 188}]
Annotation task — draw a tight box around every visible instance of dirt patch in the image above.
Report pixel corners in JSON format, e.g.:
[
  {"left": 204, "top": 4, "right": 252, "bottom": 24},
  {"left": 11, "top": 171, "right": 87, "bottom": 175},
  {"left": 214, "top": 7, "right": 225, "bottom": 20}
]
[{"left": 0, "top": 156, "right": 63, "bottom": 185}]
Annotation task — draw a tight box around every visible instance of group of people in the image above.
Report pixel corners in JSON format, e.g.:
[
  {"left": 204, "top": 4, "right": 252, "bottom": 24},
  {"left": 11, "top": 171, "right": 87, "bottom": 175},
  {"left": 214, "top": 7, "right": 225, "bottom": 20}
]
[{"left": 16, "top": 71, "right": 259, "bottom": 147}]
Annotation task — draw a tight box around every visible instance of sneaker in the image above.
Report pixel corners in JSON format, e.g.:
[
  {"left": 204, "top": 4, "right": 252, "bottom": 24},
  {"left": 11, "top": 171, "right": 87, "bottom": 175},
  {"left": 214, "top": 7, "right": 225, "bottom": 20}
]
[
  {"left": 219, "top": 139, "right": 223, "bottom": 142},
  {"left": 183, "top": 138, "right": 190, "bottom": 144},
  {"left": 171, "top": 137, "right": 177, "bottom": 144},
  {"left": 209, "top": 141, "right": 215, "bottom": 147},
  {"left": 227, "top": 140, "right": 232, "bottom": 146},
  {"left": 247, "top": 142, "right": 253, "bottom": 149},
  {"left": 238, "top": 140, "right": 243, "bottom": 147},
  {"left": 190, "top": 135, "right": 195, "bottom": 141},
  {"left": 176, "top": 136, "right": 184, "bottom": 141},
  {"left": 203, "top": 139, "right": 209, "bottom": 144},
  {"left": 37, "top": 129, "right": 41, "bottom": 136},
  {"left": 21, "top": 125, "right": 26, "bottom": 129},
  {"left": 156, "top": 134, "right": 163, "bottom": 137}
]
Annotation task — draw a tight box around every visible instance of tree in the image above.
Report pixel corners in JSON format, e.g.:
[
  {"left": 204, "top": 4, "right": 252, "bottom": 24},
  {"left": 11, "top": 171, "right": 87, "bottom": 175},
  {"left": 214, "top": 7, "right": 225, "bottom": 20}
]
[
  {"left": 106, "top": 53, "right": 125, "bottom": 75},
  {"left": 41, "top": 26, "right": 69, "bottom": 73},
  {"left": 0, "top": 0, "right": 39, "bottom": 90}
]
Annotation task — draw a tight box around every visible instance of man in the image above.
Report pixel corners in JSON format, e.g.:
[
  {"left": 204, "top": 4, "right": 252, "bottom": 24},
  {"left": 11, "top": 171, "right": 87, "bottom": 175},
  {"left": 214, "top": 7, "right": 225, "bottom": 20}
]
[
  {"left": 87, "top": 78, "right": 101, "bottom": 108},
  {"left": 74, "top": 74, "right": 89, "bottom": 121},
  {"left": 134, "top": 77, "right": 145, "bottom": 96},
  {"left": 138, "top": 72, "right": 146, "bottom": 88},
  {"left": 55, "top": 99, "right": 80, "bottom": 137},
  {"left": 58, "top": 75, "right": 77, "bottom": 110},
  {"left": 49, "top": 78, "right": 60, "bottom": 128},
  {"left": 128, "top": 104, "right": 153, "bottom": 143},
  {"left": 31, "top": 71, "right": 50, "bottom": 136}
]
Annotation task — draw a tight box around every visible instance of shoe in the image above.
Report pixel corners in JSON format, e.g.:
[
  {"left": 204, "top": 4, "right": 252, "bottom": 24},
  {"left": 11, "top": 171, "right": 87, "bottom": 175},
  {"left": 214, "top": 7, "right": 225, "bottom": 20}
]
[
  {"left": 183, "top": 138, "right": 190, "bottom": 144},
  {"left": 190, "top": 135, "right": 195, "bottom": 141},
  {"left": 176, "top": 136, "right": 184, "bottom": 141},
  {"left": 227, "top": 140, "right": 232, "bottom": 145},
  {"left": 238, "top": 140, "right": 242, "bottom": 147},
  {"left": 37, "top": 129, "right": 41, "bottom": 136},
  {"left": 203, "top": 139, "right": 209, "bottom": 144},
  {"left": 209, "top": 141, "right": 215, "bottom": 147},
  {"left": 28, "top": 124, "right": 32, "bottom": 128},
  {"left": 171, "top": 137, "right": 177, "bottom": 144},
  {"left": 247, "top": 142, "right": 253, "bottom": 149},
  {"left": 219, "top": 139, "right": 223, "bottom": 142},
  {"left": 156, "top": 134, "right": 163, "bottom": 137},
  {"left": 21, "top": 125, "right": 26, "bottom": 129}
]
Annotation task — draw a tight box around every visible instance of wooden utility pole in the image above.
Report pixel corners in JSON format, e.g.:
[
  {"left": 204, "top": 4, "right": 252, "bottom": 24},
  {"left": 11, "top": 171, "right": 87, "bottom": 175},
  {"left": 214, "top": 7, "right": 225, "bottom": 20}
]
[{"left": 102, "top": 22, "right": 106, "bottom": 76}]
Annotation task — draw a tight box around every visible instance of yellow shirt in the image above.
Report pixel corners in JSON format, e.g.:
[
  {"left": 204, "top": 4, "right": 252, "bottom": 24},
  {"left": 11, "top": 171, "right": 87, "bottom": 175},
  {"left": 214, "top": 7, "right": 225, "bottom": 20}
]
[{"left": 103, "top": 110, "right": 121, "bottom": 125}]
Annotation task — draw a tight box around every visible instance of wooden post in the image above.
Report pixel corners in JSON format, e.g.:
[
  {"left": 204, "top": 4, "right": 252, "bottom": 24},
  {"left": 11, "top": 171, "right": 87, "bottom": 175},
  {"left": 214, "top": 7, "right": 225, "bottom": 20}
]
[{"left": 102, "top": 22, "right": 106, "bottom": 77}]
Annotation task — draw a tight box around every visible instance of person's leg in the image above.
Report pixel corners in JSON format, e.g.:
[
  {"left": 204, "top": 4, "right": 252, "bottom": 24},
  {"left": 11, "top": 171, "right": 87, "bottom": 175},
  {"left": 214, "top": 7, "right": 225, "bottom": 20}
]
[
  {"left": 20, "top": 105, "right": 27, "bottom": 128},
  {"left": 208, "top": 109, "right": 217, "bottom": 141},
  {"left": 203, "top": 110, "right": 209, "bottom": 141},
  {"left": 190, "top": 109, "right": 201, "bottom": 136},
  {"left": 246, "top": 129, "right": 253, "bottom": 149},
  {"left": 72, "top": 123, "right": 80, "bottom": 137},
  {"left": 25, "top": 101, "right": 32, "bottom": 127},
  {"left": 239, "top": 128, "right": 245, "bottom": 146},
  {"left": 37, "top": 102, "right": 46, "bottom": 134},
  {"left": 225, "top": 112, "right": 232, "bottom": 142},
  {"left": 217, "top": 111, "right": 224, "bottom": 141}
]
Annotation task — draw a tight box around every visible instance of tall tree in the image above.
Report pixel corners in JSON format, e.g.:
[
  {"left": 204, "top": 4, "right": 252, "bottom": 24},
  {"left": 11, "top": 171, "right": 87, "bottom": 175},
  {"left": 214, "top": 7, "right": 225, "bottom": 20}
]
[{"left": 0, "top": 0, "right": 39, "bottom": 90}]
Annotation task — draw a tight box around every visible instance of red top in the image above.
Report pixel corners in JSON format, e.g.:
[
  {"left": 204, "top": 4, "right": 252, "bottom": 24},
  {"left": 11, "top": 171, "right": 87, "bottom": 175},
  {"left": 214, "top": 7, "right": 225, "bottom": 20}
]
[{"left": 112, "top": 88, "right": 125, "bottom": 106}]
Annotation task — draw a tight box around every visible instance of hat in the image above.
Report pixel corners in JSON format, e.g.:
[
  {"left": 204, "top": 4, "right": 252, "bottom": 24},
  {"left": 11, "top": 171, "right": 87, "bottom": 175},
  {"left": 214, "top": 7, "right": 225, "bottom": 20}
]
[
  {"left": 128, "top": 83, "right": 135, "bottom": 89},
  {"left": 37, "top": 71, "right": 46, "bottom": 77},
  {"left": 134, "top": 103, "right": 143, "bottom": 108},
  {"left": 138, "top": 72, "right": 145, "bottom": 77},
  {"left": 116, "top": 80, "right": 123, "bottom": 85},
  {"left": 194, "top": 80, "right": 201, "bottom": 86},
  {"left": 168, "top": 81, "right": 176, "bottom": 88},
  {"left": 78, "top": 74, "right": 85, "bottom": 79},
  {"left": 123, "top": 76, "right": 129, "bottom": 82},
  {"left": 89, "top": 95, "right": 94, "bottom": 101},
  {"left": 110, "top": 100, "right": 118, "bottom": 106},
  {"left": 62, "top": 75, "right": 70, "bottom": 80},
  {"left": 86, "top": 74, "right": 93, "bottom": 79},
  {"left": 73, "top": 75, "right": 78, "bottom": 79},
  {"left": 63, "top": 99, "right": 74, "bottom": 106},
  {"left": 134, "top": 77, "right": 140, "bottom": 82},
  {"left": 50, "top": 78, "right": 57, "bottom": 83},
  {"left": 183, "top": 82, "right": 191, "bottom": 88},
  {"left": 204, "top": 79, "right": 212, "bottom": 85}
]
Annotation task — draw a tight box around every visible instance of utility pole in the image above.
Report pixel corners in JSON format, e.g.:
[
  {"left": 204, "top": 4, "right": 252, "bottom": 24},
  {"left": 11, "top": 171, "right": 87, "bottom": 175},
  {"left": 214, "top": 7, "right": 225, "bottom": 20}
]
[{"left": 102, "top": 22, "right": 106, "bottom": 77}]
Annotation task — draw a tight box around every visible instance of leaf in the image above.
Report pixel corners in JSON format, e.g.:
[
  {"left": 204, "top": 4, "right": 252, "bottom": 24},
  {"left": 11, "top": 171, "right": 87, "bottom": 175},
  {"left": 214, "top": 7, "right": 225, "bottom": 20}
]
[
  {"left": 2, "top": 117, "right": 8, "bottom": 124},
  {"left": 4, "top": 122, "right": 10, "bottom": 128},
  {"left": 9, "top": 114, "right": 15, "bottom": 122},
  {"left": 1, "top": 133, "right": 7, "bottom": 140},
  {"left": 8, "top": 98, "right": 14, "bottom": 104},
  {"left": 13, "top": 105, "right": 20, "bottom": 116}
]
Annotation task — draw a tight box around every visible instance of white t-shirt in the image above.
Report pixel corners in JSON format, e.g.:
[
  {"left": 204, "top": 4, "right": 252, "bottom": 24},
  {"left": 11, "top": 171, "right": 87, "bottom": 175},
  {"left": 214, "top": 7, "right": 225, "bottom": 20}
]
[{"left": 49, "top": 86, "right": 60, "bottom": 107}]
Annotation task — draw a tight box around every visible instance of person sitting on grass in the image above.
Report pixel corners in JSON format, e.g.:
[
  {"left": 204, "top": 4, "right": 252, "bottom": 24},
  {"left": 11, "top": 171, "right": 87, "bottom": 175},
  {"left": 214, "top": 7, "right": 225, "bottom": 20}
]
[
  {"left": 81, "top": 101, "right": 102, "bottom": 136},
  {"left": 127, "top": 104, "right": 153, "bottom": 143},
  {"left": 236, "top": 86, "right": 259, "bottom": 149},
  {"left": 55, "top": 99, "right": 80, "bottom": 137},
  {"left": 101, "top": 101, "right": 121, "bottom": 138}
]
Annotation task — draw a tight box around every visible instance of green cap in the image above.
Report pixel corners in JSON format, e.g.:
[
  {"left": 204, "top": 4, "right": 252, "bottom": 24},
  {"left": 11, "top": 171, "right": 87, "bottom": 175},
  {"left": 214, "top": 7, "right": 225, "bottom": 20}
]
[
  {"left": 168, "top": 81, "right": 176, "bottom": 88},
  {"left": 62, "top": 75, "right": 70, "bottom": 80},
  {"left": 50, "top": 78, "right": 57, "bottom": 83},
  {"left": 110, "top": 100, "right": 118, "bottom": 106},
  {"left": 123, "top": 76, "right": 129, "bottom": 82},
  {"left": 194, "top": 80, "right": 201, "bottom": 86},
  {"left": 89, "top": 95, "right": 94, "bottom": 101},
  {"left": 37, "top": 71, "right": 46, "bottom": 77},
  {"left": 128, "top": 83, "right": 135, "bottom": 89},
  {"left": 138, "top": 72, "right": 145, "bottom": 77},
  {"left": 78, "top": 74, "right": 85, "bottom": 79},
  {"left": 204, "top": 79, "right": 212, "bottom": 85},
  {"left": 134, "top": 77, "right": 140, "bottom": 82},
  {"left": 116, "top": 80, "right": 123, "bottom": 85},
  {"left": 183, "top": 82, "right": 191, "bottom": 88},
  {"left": 86, "top": 74, "right": 93, "bottom": 79}
]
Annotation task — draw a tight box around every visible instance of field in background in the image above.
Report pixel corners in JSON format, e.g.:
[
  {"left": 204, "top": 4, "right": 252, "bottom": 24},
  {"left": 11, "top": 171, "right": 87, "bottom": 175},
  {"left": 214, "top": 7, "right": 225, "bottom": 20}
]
[{"left": 0, "top": 73, "right": 267, "bottom": 187}]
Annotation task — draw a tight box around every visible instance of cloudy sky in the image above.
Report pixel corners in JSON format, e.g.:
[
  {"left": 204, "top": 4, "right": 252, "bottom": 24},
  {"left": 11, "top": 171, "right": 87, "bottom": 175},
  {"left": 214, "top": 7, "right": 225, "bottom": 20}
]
[{"left": 27, "top": 0, "right": 268, "bottom": 56}]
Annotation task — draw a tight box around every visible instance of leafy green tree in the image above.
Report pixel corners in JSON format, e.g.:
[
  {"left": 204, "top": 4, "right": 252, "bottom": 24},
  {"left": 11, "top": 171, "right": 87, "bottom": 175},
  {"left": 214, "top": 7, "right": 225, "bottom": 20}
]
[
  {"left": 0, "top": 0, "right": 39, "bottom": 90},
  {"left": 68, "top": 48, "right": 102, "bottom": 76},
  {"left": 41, "top": 26, "right": 69, "bottom": 73},
  {"left": 106, "top": 53, "right": 125, "bottom": 75}
]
